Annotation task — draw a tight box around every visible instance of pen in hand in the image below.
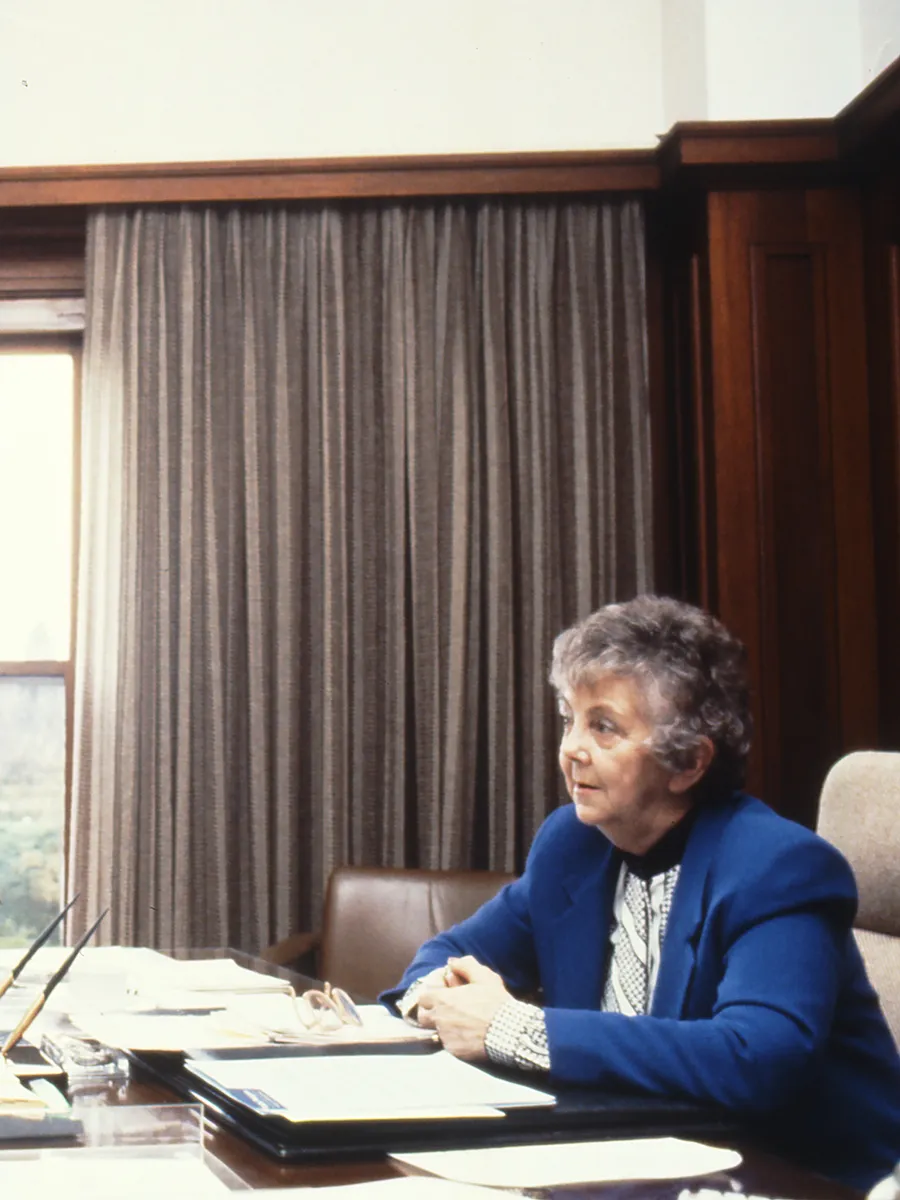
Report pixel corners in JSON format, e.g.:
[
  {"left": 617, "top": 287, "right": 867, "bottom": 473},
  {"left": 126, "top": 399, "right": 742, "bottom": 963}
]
[{"left": 1, "top": 907, "right": 109, "bottom": 1059}]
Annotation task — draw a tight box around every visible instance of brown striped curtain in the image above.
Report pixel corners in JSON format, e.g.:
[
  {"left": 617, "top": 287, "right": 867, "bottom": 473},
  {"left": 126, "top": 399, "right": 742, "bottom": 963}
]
[{"left": 70, "top": 198, "right": 652, "bottom": 951}]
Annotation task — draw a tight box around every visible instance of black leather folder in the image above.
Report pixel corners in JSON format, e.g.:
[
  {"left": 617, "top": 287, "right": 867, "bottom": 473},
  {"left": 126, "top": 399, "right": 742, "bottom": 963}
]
[{"left": 129, "top": 1045, "right": 738, "bottom": 1163}]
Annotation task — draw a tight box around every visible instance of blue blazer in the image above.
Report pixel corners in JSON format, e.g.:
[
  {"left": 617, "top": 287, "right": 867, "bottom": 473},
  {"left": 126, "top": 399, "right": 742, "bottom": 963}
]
[{"left": 383, "top": 795, "right": 900, "bottom": 1189}]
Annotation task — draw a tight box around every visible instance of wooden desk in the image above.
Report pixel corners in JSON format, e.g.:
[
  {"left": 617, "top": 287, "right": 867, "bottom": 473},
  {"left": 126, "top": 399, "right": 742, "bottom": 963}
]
[{"left": 68, "top": 949, "right": 864, "bottom": 1198}]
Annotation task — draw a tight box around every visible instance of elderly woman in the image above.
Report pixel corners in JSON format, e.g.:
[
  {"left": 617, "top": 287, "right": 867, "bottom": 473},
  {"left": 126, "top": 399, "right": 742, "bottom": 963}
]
[{"left": 382, "top": 595, "right": 900, "bottom": 1190}]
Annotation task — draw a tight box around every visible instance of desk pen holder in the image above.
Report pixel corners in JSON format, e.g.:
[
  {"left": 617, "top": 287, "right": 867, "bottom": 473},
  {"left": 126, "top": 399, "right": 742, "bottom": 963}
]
[{"left": 39, "top": 1031, "right": 129, "bottom": 1085}]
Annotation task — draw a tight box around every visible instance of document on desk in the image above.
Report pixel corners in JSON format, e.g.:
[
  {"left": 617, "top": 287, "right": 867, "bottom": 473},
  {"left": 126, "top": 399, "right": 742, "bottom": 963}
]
[
  {"left": 0, "top": 945, "right": 166, "bottom": 985},
  {"left": 72, "top": 1010, "right": 263, "bottom": 1052},
  {"left": 127, "top": 955, "right": 296, "bottom": 1008},
  {"left": 220, "top": 996, "right": 439, "bottom": 1046},
  {"left": 75, "top": 1000, "right": 437, "bottom": 1052},
  {"left": 185, "top": 1049, "right": 555, "bottom": 1122},
  {"left": 253, "top": 1179, "right": 512, "bottom": 1198},
  {"left": 0, "top": 1156, "right": 230, "bottom": 1197},
  {"left": 391, "top": 1136, "right": 743, "bottom": 1188}
]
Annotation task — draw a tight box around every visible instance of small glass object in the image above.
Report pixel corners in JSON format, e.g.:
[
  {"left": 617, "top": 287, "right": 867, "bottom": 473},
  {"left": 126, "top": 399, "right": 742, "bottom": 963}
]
[
  {"left": 39, "top": 1032, "right": 130, "bottom": 1084},
  {"left": 0, "top": 1103, "right": 248, "bottom": 1191}
]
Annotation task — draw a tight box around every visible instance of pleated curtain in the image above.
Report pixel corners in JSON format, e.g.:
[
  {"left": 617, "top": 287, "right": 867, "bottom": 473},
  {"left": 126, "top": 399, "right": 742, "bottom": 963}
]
[{"left": 69, "top": 198, "right": 652, "bottom": 950}]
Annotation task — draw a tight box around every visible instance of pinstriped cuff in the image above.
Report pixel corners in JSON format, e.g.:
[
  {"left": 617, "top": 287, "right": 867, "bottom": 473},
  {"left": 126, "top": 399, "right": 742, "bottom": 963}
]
[{"left": 485, "top": 997, "right": 550, "bottom": 1072}]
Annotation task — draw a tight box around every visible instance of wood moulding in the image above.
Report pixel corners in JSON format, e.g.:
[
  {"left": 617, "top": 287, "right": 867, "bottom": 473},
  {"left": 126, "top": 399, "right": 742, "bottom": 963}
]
[
  {"left": 0, "top": 150, "right": 659, "bottom": 208},
  {"left": 657, "top": 120, "right": 842, "bottom": 188},
  {"left": 0, "top": 135, "right": 843, "bottom": 210},
  {"left": 838, "top": 54, "right": 900, "bottom": 160},
  {"left": 0, "top": 117, "right": 860, "bottom": 210}
]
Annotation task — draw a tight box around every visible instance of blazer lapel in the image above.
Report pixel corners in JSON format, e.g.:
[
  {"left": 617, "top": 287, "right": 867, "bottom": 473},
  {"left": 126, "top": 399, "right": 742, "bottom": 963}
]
[
  {"left": 544, "top": 838, "right": 619, "bottom": 1008},
  {"left": 650, "top": 800, "right": 735, "bottom": 1017}
]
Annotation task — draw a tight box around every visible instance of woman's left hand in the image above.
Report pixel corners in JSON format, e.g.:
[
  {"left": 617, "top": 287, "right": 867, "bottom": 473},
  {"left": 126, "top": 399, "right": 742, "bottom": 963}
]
[{"left": 415, "top": 955, "right": 510, "bottom": 1060}]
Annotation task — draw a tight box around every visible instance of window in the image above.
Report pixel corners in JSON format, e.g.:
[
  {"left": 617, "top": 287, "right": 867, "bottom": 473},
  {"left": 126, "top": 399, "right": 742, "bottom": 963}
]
[{"left": 0, "top": 345, "right": 78, "bottom": 946}]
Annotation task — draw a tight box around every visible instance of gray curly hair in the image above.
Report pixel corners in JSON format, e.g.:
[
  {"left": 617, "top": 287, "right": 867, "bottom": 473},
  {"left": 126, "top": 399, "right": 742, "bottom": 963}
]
[{"left": 549, "top": 594, "right": 752, "bottom": 798}]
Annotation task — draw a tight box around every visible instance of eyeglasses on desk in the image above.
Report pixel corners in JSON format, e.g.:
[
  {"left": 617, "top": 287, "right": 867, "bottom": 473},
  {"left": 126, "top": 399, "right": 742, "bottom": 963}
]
[{"left": 292, "top": 982, "right": 363, "bottom": 1033}]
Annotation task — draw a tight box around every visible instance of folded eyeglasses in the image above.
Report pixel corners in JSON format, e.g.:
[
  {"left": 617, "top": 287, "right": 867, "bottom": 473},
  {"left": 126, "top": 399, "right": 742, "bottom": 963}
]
[{"left": 293, "top": 982, "right": 363, "bottom": 1033}]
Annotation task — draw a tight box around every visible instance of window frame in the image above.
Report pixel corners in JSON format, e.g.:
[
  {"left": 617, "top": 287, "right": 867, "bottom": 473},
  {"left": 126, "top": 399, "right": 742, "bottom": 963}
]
[{"left": 0, "top": 332, "right": 82, "bottom": 902}]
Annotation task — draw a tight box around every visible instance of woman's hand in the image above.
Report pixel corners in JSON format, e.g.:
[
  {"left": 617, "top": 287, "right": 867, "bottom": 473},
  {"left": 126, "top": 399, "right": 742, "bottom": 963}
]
[
  {"left": 415, "top": 955, "right": 510, "bottom": 1061},
  {"left": 417, "top": 962, "right": 467, "bottom": 991}
]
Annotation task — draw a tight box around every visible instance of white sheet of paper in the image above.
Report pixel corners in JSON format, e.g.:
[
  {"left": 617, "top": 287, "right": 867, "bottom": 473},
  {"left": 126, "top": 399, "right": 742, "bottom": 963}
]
[
  {"left": 218, "top": 997, "right": 438, "bottom": 1044},
  {"left": 75, "top": 1000, "right": 437, "bottom": 1052},
  {"left": 391, "top": 1136, "right": 743, "bottom": 1188},
  {"left": 0, "top": 947, "right": 169, "bottom": 1018},
  {"left": 125, "top": 956, "right": 296, "bottom": 1014},
  {"left": 72, "top": 1011, "right": 260, "bottom": 1051},
  {"left": 0, "top": 1156, "right": 230, "bottom": 1198},
  {"left": 252, "top": 1178, "right": 511, "bottom": 1198},
  {"left": 0, "top": 946, "right": 168, "bottom": 982},
  {"left": 139, "top": 957, "right": 293, "bottom": 994},
  {"left": 186, "top": 1048, "right": 554, "bottom": 1122}
]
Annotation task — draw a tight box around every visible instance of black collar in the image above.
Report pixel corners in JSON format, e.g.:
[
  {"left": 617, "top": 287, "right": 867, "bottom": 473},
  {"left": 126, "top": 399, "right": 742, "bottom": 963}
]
[{"left": 618, "top": 806, "right": 697, "bottom": 880}]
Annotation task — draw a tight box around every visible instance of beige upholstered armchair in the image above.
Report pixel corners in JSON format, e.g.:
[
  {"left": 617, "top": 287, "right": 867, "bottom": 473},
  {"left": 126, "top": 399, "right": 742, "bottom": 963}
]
[
  {"left": 817, "top": 751, "right": 900, "bottom": 1048},
  {"left": 261, "top": 866, "right": 516, "bottom": 1001}
]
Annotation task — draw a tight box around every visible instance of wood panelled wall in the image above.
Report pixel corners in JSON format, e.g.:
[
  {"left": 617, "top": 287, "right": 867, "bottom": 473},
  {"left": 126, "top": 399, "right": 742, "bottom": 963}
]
[
  {"left": 862, "top": 179, "right": 900, "bottom": 752},
  {"left": 0, "top": 208, "right": 86, "bottom": 298},
  {"left": 5, "top": 63, "right": 900, "bottom": 830},
  {"left": 654, "top": 72, "right": 900, "bottom": 824},
  {"left": 660, "top": 183, "right": 879, "bottom": 825}
]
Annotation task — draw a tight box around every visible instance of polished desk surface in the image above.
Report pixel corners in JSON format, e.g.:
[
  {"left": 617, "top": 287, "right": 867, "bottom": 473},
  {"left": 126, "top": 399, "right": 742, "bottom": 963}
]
[{"left": 67, "top": 948, "right": 864, "bottom": 1198}]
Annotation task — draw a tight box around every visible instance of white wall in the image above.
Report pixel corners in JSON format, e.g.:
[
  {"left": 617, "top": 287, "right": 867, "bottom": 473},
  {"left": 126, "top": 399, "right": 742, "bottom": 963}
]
[
  {"left": 704, "top": 0, "right": 863, "bottom": 120},
  {"left": 0, "top": 0, "right": 665, "bottom": 167},
  {"left": 662, "top": 0, "right": 709, "bottom": 127},
  {"left": 0, "top": 0, "right": 892, "bottom": 168},
  {"left": 860, "top": 0, "right": 900, "bottom": 83}
]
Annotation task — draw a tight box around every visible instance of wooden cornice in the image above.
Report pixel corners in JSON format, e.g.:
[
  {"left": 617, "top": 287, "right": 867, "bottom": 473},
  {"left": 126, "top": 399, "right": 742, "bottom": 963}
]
[
  {"left": 838, "top": 56, "right": 900, "bottom": 160},
  {"left": 657, "top": 119, "right": 842, "bottom": 186},
  {"left": 0, "top": 150, "right": 659, "bottom": 209},
  {"left": 0, "top": 128, "right": 845, "bottom": 210}
]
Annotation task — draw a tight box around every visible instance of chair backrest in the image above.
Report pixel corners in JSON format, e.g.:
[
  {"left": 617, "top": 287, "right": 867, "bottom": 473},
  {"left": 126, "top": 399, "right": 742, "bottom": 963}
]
[
  {"left": 318, "top": 865, "right": 516, "bottom": 1001},
  {"left": 818, "top": 750, "right": 900, "bottom": 1046}
]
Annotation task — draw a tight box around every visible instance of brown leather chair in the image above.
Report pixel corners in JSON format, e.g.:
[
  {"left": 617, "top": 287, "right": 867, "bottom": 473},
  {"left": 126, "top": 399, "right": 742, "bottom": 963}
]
[{"left": 261, "top": 865, "right": 516, "bottom": 1001}]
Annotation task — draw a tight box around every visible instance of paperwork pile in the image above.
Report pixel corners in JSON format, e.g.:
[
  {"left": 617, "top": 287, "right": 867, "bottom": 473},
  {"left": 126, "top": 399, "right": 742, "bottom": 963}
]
[
  {"left": 185, "top": 1048, "right": 555, "bottom": 1123},
  {"left": 0, "top": 947, "right": 436, "bottom": 1055},
  {"left": 76, "top": 1000, "right": 436, "bottom": 1053}
]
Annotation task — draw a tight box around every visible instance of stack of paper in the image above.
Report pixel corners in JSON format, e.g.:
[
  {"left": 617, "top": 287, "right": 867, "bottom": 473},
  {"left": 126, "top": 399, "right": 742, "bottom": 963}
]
[
  {"left": 219, "top": 995, "right": 437, "bottom": 1045},
  {"left": 0, "top": 946, "right": 167, "bottom": 1024},
  {"left": 185, "top": 1048, "right": 555, "bottom": 1122},
  {"left": 74, "top": 997, "right": 437, "bottom": 1053},
  {"left": 127, "top": 956, "right": 295, "bottom": 1009},
  {"left": 0, "top": 945, "right": 167, "bottom": 989}
]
